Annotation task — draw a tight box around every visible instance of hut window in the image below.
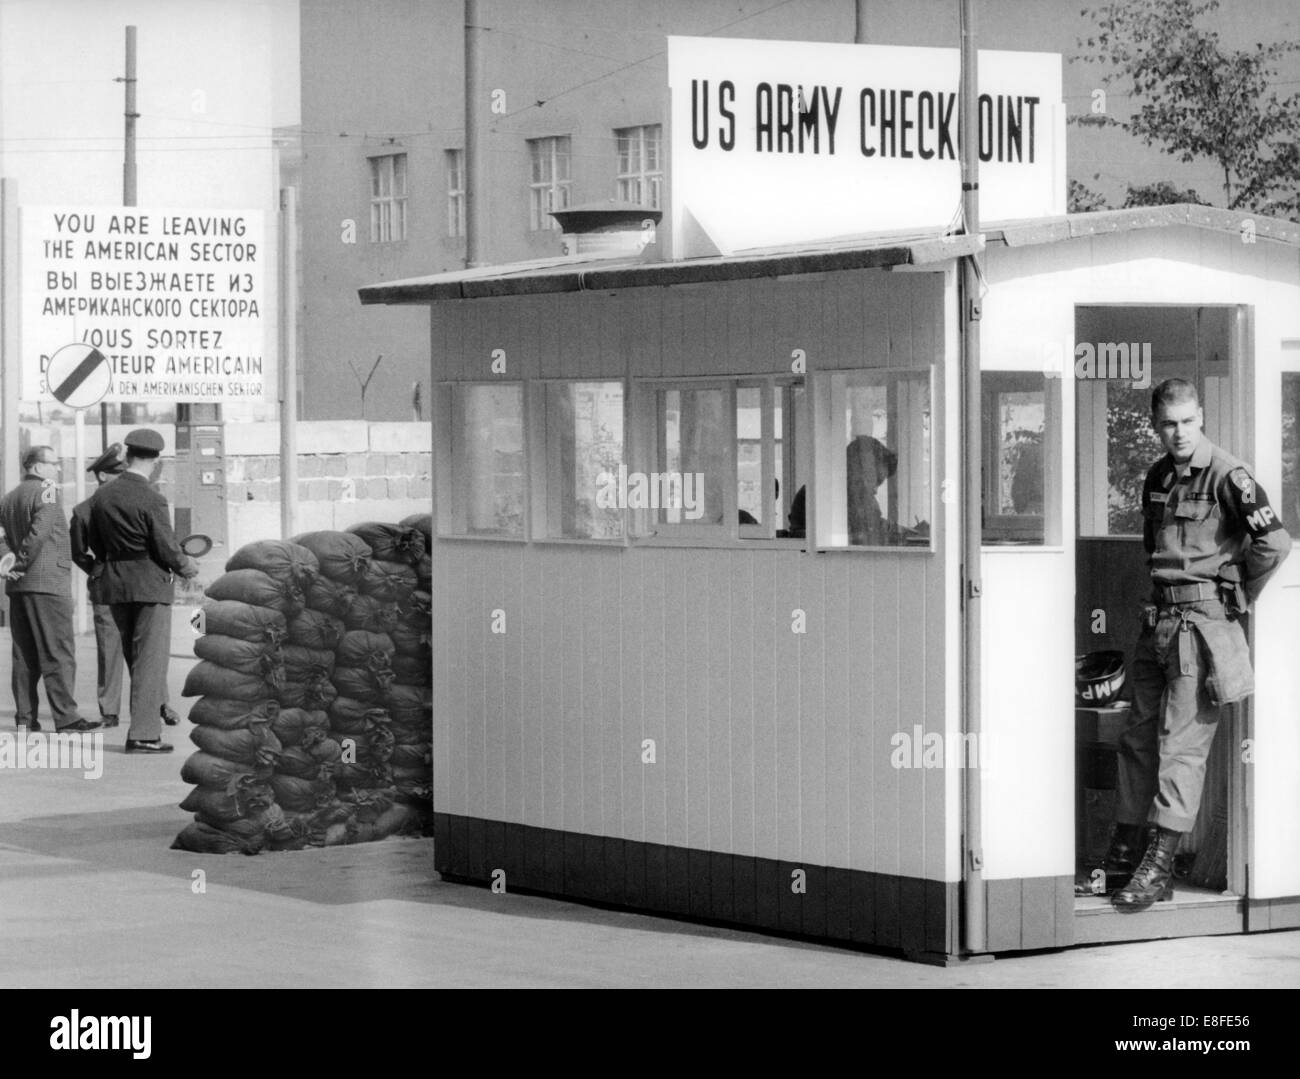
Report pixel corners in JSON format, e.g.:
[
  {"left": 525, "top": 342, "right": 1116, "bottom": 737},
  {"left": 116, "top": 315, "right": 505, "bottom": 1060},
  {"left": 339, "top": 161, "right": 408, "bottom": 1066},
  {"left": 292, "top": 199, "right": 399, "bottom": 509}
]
[
  {"left": 437, "top": 383, "right": 526, "bottom": 539},
  {"left": 535, "top": 380, "right": 626, "bottom": 540},
  {"left": 738, "top": 378, "right": 806, "bottom": 539},
  {"left": 813, "top": 369, "right": 932, "bottom": 548},
  {"left": 528, "top": 136, "right": 572, "bottom": 230},
  {"left": 1282, "top": 372, "right": 1300, "bottom": 536},
  {"left": 981, "top": 372, "right": 1061, "bottom": 545}
]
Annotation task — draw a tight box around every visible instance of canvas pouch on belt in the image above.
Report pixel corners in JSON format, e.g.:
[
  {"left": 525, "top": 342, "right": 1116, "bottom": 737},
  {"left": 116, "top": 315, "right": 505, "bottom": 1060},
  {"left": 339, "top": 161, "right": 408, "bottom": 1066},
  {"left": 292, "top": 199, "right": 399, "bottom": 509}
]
[{"left": 1182, "top": 611, "right": 1255, "bottom": 706}]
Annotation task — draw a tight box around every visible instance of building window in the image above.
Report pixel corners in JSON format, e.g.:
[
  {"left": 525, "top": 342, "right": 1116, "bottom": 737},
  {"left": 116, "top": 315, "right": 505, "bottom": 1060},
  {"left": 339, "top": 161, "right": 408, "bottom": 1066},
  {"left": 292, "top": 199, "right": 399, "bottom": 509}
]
[
  {"left": 369, "top": 153, "right": 407, "bottom": 242},
  {"left": 528, "top": 136, "right": 572, "bottom": 230},
  {"left": 982, "top": 371, "right": 1061, "bottom": 545},
  {"left": 615, "top": 125, "right": 662, "bottom": 208},
  {"left": 738, "top": 378, "right": 805, "bottom": 538},
  {"left": 813, "top": 370, "right": 933, "bottom": 548},
  {"left": 436, "top": 383, "right": 526, "bottom": 538},
  {"left": 533, "top": 380, "right": 626, "bottom": 541},
  {"left": 445, "top": 149, "right": 465, "bottom": 238}
]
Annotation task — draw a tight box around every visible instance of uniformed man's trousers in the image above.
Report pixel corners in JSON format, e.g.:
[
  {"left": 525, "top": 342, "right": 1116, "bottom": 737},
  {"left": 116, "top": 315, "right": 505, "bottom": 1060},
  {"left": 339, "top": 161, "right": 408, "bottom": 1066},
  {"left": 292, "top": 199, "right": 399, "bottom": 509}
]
[
  {"left": 93, "top": 602, "right": 125, "bottom": 718},
  {"left": 109, "top": 601, "right": 172, "bottom": 741},
  {"left": 8, "top": 592, "right": 82, "bottom": 728},
  {"left": 1117, "top": 599, "right": 1227, "bottom": 834}
]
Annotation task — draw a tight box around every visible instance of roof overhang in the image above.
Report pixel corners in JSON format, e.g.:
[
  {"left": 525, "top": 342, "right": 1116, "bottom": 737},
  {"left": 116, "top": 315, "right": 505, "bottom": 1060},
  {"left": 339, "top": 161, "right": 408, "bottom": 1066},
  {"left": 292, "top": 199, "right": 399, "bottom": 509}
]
[{"left": 358, "top": 204, "right": 1300, "bottom": 306}]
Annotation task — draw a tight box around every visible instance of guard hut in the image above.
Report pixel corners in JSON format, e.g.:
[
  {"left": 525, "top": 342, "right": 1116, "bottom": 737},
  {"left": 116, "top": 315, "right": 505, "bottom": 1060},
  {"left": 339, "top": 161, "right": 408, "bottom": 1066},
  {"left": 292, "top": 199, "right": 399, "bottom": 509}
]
[{"left": 360, "top": 37, "right": 1300, "bottom": 962}]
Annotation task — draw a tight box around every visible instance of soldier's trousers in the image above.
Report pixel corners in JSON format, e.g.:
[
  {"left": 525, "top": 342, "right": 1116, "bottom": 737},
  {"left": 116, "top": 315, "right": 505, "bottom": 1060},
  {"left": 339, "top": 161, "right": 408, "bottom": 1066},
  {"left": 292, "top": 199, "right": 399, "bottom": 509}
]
[
  {"left": 109, "top": 602, "right": 172, "bottom": 742},
  {"left": 93, "top": 602, "right": 125, "bottom": 719},
  {"left": 1116, "top": 600, "right": 1226, "bottom": 834},
  {"left": 9, "top": 592, "right": 81, "bottom": 728}
]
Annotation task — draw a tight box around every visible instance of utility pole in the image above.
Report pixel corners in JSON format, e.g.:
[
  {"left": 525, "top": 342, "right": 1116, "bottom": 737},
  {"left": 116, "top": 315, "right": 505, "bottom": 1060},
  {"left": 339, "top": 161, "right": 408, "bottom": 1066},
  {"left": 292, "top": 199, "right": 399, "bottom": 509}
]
[
  {"left": 464, "top": 0, "right": 483, "bottom": 267},
  {"left": 958, "top": 0, "right": 986, "bottom": 957},
  {"left": 110, "top": 25, "right": 139, "bottom": 438},
  {"left": 854, "top": 0, "right": 869, "bottom": 43}
]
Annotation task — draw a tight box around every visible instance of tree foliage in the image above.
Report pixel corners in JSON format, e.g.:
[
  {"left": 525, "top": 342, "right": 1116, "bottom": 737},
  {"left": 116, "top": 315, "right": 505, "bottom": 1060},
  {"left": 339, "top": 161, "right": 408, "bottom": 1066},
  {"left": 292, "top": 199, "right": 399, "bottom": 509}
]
[{"left": 1074, "top": 0, "right": 1300, "bottom": 217}]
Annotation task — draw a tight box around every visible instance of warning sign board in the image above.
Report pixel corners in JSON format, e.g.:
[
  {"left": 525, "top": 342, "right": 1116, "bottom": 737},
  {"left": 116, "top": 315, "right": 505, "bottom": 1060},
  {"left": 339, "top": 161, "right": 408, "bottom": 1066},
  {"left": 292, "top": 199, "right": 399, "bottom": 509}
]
[
  {"left": 45, "top": 342, "right": 113, "bottom": 407},
  {"left": 20, "top": 206, "right": 267, "bottom": 403}
]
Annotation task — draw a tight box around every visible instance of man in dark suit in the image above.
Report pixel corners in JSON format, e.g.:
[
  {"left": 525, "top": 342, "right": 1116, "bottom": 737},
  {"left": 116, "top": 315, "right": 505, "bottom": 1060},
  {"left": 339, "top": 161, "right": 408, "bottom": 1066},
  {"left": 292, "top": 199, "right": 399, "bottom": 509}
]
[
  {"left": 85, "top": 429, "right": 198, "bottom": 753},
  {"left": 0, "top": 445, "right": 99, "bottom": 732}
]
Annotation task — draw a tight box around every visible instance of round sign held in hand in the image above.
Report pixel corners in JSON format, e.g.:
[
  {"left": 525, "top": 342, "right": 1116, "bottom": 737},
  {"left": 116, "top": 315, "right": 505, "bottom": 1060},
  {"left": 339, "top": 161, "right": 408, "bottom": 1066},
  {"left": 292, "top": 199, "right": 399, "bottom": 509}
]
[
  {"left": 46, "top": 342, "right": 113, "bottom": 408},
  {"left": 180, "top": 533, "right": 213, "bottom": 557}
]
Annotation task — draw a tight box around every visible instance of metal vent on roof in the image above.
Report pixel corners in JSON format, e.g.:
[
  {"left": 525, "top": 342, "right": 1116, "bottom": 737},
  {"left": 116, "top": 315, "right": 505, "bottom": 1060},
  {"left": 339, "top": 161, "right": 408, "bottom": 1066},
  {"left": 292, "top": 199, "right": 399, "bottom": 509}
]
[{"left": 550, "top": 200, "right": 664, "bottom": 261}]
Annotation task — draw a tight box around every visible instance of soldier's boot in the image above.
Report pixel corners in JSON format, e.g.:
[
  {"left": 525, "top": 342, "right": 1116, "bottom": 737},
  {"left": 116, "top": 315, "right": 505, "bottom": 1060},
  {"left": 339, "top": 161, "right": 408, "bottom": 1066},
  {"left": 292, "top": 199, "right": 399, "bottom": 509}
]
[
  {"left": 1113, "top": 826, "right": 1180, "bottom": 911},
  {"left": 1099, "top": 822, "right": 1148, "bottom": 893}
]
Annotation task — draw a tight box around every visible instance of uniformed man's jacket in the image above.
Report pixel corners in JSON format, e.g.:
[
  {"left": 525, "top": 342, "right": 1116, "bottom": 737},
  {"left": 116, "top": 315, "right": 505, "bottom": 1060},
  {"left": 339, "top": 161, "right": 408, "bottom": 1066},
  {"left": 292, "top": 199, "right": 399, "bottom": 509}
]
[
  {"left": 69, "top": 493, "right": 107, "bottom": 604},
  {"left": 1142, "top": 438, "right": 1292, "bottom": 604},
  {"left": 0, "top": 474, "right": 73, "bottom": 596},
  {"left": 85, "top": 471, "right": 188, "bottom": 604}
]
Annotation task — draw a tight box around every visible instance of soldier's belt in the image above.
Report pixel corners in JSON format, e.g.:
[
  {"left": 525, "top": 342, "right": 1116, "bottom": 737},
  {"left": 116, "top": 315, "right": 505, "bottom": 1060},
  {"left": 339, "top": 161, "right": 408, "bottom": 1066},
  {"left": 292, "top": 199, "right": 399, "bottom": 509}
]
[
  {"left": 106, "top": 552, "right": 151, "bottom": 562},
  {"left": 1154, "top": 581, "right": 1220, "bottom": 606}
]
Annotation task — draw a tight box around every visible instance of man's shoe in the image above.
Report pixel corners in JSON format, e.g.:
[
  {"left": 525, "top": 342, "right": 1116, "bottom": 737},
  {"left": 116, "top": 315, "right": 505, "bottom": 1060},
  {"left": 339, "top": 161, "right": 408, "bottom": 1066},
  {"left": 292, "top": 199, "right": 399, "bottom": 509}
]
[
  {"left": 101, "top": 715, "right": 120, "bottom": 728},
  {"left": 1099, "top": 822, "right": 1148, "bottom": 892},
  {"left": 58, "top": 719, "right": 103, "bottom": 732},
  {"left": 161, "top": 704, "right": 180, "bottom": 727},
  {"left": 1113, "top": 826, "right": 1181, "bottom": 911},
  {"left": 16, "top": 718, "right": 41, "bottom": 732},
  {"left": 124, "top": 739, "right": 174, "bottom": 754}
]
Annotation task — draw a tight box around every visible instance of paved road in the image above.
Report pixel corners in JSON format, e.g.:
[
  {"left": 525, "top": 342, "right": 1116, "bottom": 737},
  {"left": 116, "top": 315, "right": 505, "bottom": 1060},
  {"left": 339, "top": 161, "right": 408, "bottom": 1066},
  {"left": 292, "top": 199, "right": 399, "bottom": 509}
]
[{"left": 1, "top": 622, "right": 1298, "bottom": 988}]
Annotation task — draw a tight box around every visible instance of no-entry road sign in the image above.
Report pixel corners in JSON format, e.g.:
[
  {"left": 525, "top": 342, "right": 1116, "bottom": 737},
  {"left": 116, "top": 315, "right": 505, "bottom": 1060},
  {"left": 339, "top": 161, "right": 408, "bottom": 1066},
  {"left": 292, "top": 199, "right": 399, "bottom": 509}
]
[{"left": 45, "top": 342, "right": 113, "bottom": 408}]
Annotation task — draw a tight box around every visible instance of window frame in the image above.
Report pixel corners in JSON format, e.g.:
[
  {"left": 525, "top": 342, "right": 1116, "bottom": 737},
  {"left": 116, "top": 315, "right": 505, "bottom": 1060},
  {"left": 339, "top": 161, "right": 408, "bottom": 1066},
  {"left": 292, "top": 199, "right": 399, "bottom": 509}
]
[
  {"left": 445, "top": 148, "right": 465, "bottom": 238},
  {"left": 368, "top": 152, "right": 408, "bottom": 243},
  {"left": 433, "top": 380, "right": 529, "bottom": 542},
  {"left": 810, "top": 366, "right": 936, "bottom": 553},
  {"left": 614, "top": 124, "right": 663, "bottom": 209},
  {"left": 528, "top": 135, "right": 573, "bottom": 231},
  {"left": 528, "top": 378, "right": 629, "bottom": 546},
  {"left": 981, "top": 369, "right": 1062, "bottom": 547}
]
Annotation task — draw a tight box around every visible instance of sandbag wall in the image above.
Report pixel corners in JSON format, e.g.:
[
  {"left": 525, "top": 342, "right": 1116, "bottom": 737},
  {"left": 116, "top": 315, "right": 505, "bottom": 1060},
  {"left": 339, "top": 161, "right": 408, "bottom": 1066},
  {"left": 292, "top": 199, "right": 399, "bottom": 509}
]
[{"left": 172, "top": 516, "right": 432, "bottom": 854}]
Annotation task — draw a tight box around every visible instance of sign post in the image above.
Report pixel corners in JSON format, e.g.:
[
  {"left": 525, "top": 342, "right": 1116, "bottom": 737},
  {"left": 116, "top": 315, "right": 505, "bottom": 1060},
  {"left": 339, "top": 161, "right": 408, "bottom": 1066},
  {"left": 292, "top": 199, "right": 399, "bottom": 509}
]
[{"left": 45, "top": 342, "right": 114, "bottom": 635}]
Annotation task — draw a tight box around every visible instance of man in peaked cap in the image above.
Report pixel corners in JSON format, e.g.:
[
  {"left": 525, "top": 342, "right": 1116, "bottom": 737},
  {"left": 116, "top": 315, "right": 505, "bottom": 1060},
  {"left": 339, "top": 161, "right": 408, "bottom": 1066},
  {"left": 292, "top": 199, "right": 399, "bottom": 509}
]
[{"left": 85, "top": 429, "right": 199, "bottom": 753}]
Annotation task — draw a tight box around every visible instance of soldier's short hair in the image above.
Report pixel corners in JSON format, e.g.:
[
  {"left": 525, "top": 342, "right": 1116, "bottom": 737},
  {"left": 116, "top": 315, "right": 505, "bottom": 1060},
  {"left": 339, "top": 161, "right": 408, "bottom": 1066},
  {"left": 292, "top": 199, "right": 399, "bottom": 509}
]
[
  {"left": 1151, "top": 378, "right": 1199, "bottom": 414},
  {"left": 21, "top": 445, "right": 54, "bottom": 471}
]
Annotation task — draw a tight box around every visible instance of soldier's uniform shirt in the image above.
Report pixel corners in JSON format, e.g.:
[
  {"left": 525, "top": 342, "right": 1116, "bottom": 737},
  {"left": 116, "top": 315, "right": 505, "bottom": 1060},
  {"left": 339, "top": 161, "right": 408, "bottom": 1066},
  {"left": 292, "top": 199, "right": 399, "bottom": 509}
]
[
  {"left": 84, "top": 471, "right": 190, "bottom": 741},
  {"left": 1118, "top": 438, "right": 1292, "bottom": 834},
  {"left": 1142, "top": 438, "right": 1290, "bottom": 602}
]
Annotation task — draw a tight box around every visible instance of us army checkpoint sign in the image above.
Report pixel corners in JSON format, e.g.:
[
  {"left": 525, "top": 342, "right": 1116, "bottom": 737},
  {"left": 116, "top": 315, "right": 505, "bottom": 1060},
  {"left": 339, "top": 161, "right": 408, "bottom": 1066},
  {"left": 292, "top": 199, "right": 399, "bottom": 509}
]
[
  {"left": 20, "top": 206, "right": 267, "bottom": 403},
  {"left": 668, "top": 36, "right": 1065, "bottom": 255},
  {"left": 44, "top": 342, "right": 112, "bottom": 408}
]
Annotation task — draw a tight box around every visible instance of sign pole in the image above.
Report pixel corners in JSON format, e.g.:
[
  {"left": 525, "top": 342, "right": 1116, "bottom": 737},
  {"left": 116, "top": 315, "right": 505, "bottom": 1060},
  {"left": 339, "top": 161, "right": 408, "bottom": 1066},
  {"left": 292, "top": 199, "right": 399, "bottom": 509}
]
[
  {"left": 1, "top": 178, "right": 19, "bottom": 494},
  {"left": 73, "top": 408, "right": 88, "bottom": 635}
]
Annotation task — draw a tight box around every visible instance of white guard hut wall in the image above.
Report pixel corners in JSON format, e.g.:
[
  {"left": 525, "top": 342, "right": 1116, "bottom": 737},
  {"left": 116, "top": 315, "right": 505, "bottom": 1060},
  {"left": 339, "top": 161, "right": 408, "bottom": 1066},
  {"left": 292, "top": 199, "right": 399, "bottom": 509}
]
[{"left": 361, "top": 205, "right": 1300, "bottom": 961}]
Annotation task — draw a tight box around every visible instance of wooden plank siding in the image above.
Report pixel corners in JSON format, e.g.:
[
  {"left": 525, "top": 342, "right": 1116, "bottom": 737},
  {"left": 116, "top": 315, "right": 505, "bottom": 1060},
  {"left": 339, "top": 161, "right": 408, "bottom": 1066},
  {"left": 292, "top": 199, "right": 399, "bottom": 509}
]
[{"left": 429, "top": 268, "right": 956, "bottom": 889}]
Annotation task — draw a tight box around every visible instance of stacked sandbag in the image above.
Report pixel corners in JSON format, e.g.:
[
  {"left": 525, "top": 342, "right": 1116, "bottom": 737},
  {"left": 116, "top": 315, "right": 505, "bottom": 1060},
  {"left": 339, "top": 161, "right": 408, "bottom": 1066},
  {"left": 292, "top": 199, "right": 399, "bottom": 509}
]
[
  {"left": 174, "top": 540, "right": 341, "bottom": 853},
  {"left": 356, "top": 519, "right": 432, "bottom": 833}
]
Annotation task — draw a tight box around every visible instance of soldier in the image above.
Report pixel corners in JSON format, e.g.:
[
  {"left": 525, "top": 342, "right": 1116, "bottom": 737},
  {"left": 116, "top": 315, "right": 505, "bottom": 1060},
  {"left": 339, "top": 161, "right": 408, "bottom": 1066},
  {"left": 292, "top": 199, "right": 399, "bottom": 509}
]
[
  {"left": 1103, "top": 378, "right": 1291, "bottom": 910},
  {"left": 85, "top": 429, "right": 199, "bottom": 753},
  {"left": 0, "top": 445, "right": 99, "bottom": 733}
]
